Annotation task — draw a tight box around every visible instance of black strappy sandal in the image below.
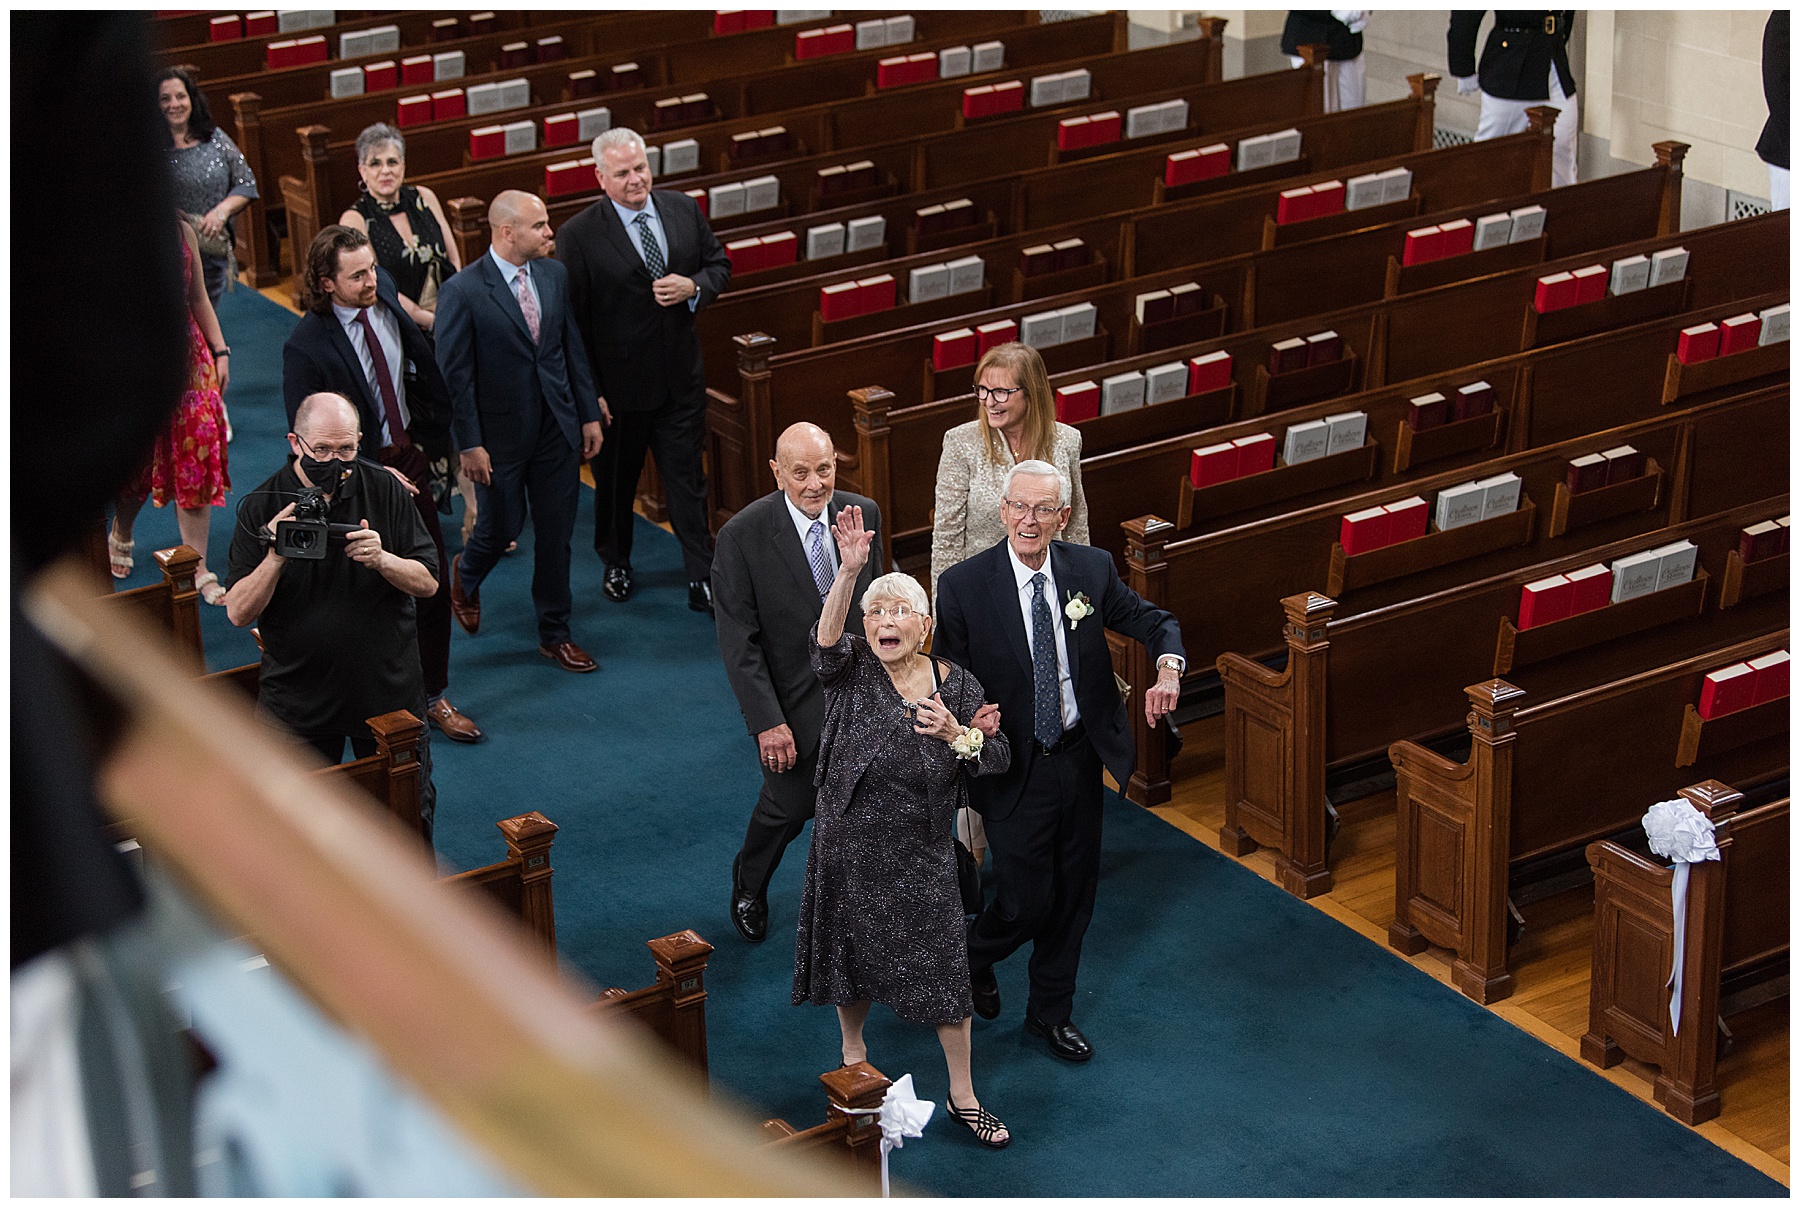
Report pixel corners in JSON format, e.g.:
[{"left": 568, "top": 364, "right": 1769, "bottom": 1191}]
[{"left": 946, "top": 1100, "right": 1011, "bottom": 1149}]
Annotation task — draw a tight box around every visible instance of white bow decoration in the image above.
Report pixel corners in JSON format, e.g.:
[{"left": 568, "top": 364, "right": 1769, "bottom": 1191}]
[
  {"left": 842, "top": 1074, "right": 935, "bottom": 1197},
  {"left": 1641, "top": 797, "right": 1721, "bottom": 1034}
]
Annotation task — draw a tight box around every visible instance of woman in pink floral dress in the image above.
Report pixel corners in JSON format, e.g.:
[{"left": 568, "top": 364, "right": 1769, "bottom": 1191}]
[{"left": 111, "top": 221, "right": 232, "bottom": 602}]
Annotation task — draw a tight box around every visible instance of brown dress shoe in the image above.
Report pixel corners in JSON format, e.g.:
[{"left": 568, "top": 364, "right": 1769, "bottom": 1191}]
[
  {"left": 539, "top": 641, "right": 598, "bottom": 673},
  {"left": 427, "top": 698, "right": 484, "bottom": 743},
  {"left": 449, "top": 553, "right": 480, "bottom": 634}
]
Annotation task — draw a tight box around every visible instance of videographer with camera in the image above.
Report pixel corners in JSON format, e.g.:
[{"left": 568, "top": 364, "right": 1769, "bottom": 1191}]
[{"left": 224, "top": 392, "right": 443, "bottom": 840}]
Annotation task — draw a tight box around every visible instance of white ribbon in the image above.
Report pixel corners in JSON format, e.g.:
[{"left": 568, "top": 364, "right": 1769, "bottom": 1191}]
[
  {"left": 1642, "top": 798, "right": 1721, "bottom": 1035},
  {"left": 841, "top": 1074, "right": 935, "bottom": 1197}
]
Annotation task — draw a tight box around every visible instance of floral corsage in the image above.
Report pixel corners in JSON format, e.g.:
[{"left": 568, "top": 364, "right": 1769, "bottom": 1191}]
[
  {"left": 950, "top": 726, "right": 985, "bottom": 761},
  {"left": 1064, "top": 591, "right": 1094, "bottom": 631}
]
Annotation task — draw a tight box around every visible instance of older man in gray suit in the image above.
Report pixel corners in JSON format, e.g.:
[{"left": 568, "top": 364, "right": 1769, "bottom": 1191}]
[{"left": 713, "top": 422, "right": 882, "bottom": 942}]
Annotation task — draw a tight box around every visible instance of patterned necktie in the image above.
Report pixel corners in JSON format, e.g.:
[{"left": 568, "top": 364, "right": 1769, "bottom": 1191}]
[
  {"left": 807, "top": 520, "right": 834, "bottom": 599},
  {"left": 1030, "top": 572, "right": 1063, "bottom": 748},
  {"left": 512, "top": 266, "right": 540, "bottom": 344},
  {"left": 634, "top": 211, "right": 667, "bottom": 278},
  {"left": 353, "top": 307, "right": 410, "bottom": 448}
]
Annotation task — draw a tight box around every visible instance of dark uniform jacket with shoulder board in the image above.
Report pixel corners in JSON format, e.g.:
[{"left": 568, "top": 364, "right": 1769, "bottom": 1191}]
[{"left": 1448, "top": 10, "right": 1577, "bottom": 101}]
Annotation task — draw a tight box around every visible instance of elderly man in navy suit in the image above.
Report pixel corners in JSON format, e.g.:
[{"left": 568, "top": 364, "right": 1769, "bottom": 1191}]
[
  {"left": 435, "top": 190, "right": 605, "bottom": 672},
  {"left": 935, "top": 460, "right": 1186, "bottom": 1063}
]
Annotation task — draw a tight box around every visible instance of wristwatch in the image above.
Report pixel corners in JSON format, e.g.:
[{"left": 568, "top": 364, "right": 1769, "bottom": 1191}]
[
  {"left": 212, "top": 346, "right": 231, "bottom": 358},
  {"left": 1156, "top": 654, "right": 1185, "bottom": 674}
]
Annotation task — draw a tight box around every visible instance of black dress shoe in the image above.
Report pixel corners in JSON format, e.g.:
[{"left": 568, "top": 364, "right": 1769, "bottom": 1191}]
[
  {"left": 730, "top": 888, "right": 767, "bottom": 943},
  {"left": 602, "top": 564, "right": 633, "bottom": 603},
  {"left": 1025, "top": 1015, "right": 1093, "bottom": 1062},
  {"left": 689, "top": 579, "right": 715, "bottom": 616},
  {"left": 970, "top": 965, "right": 1001, "bottom": 1020}
]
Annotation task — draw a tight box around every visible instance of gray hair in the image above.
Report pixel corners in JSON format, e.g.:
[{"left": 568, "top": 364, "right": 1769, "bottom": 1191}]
[
  {"left": 355, "top": 122, "right": 404, "bottom": 163},
  {"left": 861, "top": 571, "right": 929, "bottom": 619},
  {"left": 1003, "top": 459, "right": 1070, "bottom": 506},
  {"left": 591, "top": 125, "right": 646, "bottom": 163}
]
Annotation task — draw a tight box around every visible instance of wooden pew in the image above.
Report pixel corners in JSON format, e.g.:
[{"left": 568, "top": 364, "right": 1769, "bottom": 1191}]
[
  {"left": 103, "top": 544, "right": 204, "bottom": 670},
  {"left": 761, "top": 1062, "right": 890, "bottom": 1187},
  {"left": 1583, "top": 779, "right": 1789, "bottom": 1124},
  {"left": 158, "top": 9, "right": 503, "bottom": 79},
  {"left": 443, "top": 810, "right": 560, "bottom": 948},
  {"left": 1385, "top": 630, "right": 1789, "bottom": 1004},
  {"left": 151, "top": 9, "right": 380, "bottom": 52},
  {"left": 1214, "top": 489, "right": 1789, "bottom": 898},
  {"left": 592, "top": 930, "right": 716, "bottom": 1078}
]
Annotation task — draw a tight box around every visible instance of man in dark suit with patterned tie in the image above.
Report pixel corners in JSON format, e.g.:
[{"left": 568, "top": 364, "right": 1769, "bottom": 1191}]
[
  {"left": 435, "top": 190, "right": 605, "bottom": 672},
  {"left": 711, "top": 422, "right": 882, "bottom": 942},
  {"left": 556, "top": 126, "right": 733, "bottom": 617},
  {"left": 935, "top": 460, "right": 1186, "bottom": 1063}
]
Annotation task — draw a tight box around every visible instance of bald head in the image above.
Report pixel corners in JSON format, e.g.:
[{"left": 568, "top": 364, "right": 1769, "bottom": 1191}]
[
  {"left": 770, "top": 423, "right": 837, "bottom": 518},
  {"left": 289, "top": 393, "right": 362, "bottom": 486},
  {"left": 294, "top": 392, "right": 360, "bottom": 440},
  {"left": 488, "top": 190, "right": 553, "bottom": 263}
]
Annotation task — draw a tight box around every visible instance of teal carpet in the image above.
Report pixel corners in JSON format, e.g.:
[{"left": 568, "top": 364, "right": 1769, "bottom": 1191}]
[{"left": 124, "top": 287, "right": 1784, "bottom": 1196}]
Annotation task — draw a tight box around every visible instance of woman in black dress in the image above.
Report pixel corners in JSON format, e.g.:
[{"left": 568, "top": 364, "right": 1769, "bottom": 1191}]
[{"left": 795, "top": 505, "right": 1013, "bottom": 1148}]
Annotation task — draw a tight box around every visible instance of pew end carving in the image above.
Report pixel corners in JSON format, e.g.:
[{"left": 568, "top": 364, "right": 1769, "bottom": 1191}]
[
  {"left": 763, "top": 1062, "right": 890, "bottom": 1185},
  {"left": 229, "top": 91, "right": 279, "bottom": 285},
  {"left": 849, "top": 386, "right": 896, "bottom": 573},
  {"left": 1122, "top": 516, "right": 1176, "bottom": 807}
]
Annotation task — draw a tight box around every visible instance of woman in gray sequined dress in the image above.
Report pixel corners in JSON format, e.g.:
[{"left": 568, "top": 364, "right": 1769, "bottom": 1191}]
[
  {"left": 794, "top": 505, "right": 1014, "bottom": 1148},
  {"left": 159, "top": 66, "right": 259, "bottom": 304}
]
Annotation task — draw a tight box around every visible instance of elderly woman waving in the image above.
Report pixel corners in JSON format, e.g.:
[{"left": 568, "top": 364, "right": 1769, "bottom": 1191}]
[{"left": 793, "top": 505, "right": 1013, "bottom": 1149}]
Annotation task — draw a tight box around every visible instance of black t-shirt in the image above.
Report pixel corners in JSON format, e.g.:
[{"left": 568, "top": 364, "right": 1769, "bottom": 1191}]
[{"left": 224, "top": 458, "right": 437, "bottom": 735}]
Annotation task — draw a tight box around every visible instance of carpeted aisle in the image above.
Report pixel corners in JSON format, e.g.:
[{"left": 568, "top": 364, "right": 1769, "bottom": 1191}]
[{"left": 132, "top": 287, "right": 1783, "bottom": 1196}]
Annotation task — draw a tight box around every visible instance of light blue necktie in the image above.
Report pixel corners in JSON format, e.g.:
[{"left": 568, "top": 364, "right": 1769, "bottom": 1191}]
[
  {"left": 807, "top": 520, "right": 834, "bottom": 598},
  {"left": 1031, "top": 572, "right": 1062, "bottom": 748}
]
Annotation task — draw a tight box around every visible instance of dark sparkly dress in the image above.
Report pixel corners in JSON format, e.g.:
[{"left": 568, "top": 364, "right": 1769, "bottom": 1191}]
[
  {"left": 352, "top": 185, "right": 450, "bottom": 308},
  {"left": 793, "top": 627, "right": 1010, "bottom": 1025}
]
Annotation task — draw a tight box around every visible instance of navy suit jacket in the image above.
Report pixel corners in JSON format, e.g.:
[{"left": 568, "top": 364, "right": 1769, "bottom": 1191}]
[
  {"left": 434, "top": 252, "right": 600, "bottom": 460},
  {"left": 935, "top": 539, "right": 1185, "bottom": 821},
  {"left": 555, "top": 190, "right": 731, "bottom": 414},
  {"left": 281, "top": 267, "right": 451, "bottom": 461}
]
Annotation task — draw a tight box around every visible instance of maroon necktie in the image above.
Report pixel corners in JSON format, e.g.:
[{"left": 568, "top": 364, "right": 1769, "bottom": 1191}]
[{"left": 354, "top": 306, "right": 410, "bottom": 448}]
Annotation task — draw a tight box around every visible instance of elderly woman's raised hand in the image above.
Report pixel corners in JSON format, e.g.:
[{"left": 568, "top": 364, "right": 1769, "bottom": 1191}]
[
  {"left": 911, "top": 693, "right": 966, "bottom": 743},
  {"left": 833, "top": 504, "right": 873, "bottom": 574}
]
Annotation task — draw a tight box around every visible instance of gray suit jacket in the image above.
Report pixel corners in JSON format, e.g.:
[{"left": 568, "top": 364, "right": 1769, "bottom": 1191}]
[{"left": 711, "top": 490, "right": 883, "bottom": 761}]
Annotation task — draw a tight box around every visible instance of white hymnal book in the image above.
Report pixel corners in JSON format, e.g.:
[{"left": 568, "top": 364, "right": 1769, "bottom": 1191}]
[
  {"left": 1759, "top": 303, "right": 1789, "bottom": 344},
  {"left": 1100, "top": 372, "right": 1147, "bottom": 415},
  {"left": 1323, "top": 411, "right": 1367, "bottom": 457},
  {"left": 855, "top": 18, "right": 888, "bottom": 50},
  {"left": 1608, "top": 254, "right": 1649, "bottom": 295},
  {"left": 805, "top": 223, "right": 846, "bottom": 260},
  {"left": 432, "top": 50, "right": 465, "bottom": 79},
  {"left": 496, "top": 77, "right": 530, "bottom": 110},
  {"left": 1472, "top": 213, "right": 1513, "bottom": 251},
  {"left": 1028, "top": 72, "right": 1066, "bottom": 108},
  {"left": 1609, "top": 549, "right": 1663, "bottom": 603},
  {"left": 1475, "top": 472, "right": 1522, "bottom": 521},
  {"left": 1269, "top": 128, "right": 1302, "bottom": 163},
  {"left": 278, "top": 9, "right": 333, "bottom": 32},
  {"left": 1345, "top": 173, "right": 1384, "bottom": 211},
  {"left": 708, "top": 182, "right": 746, "bottom": 218},
  {"left": 972, "top": 40, "right": 1005, "bottom": 72},
  {"left": 777, "top": 10, "right": 831, "bottom": 23},
  {"left": 1019, "top": 310, "right": 1063, "bottom": 348},
  {"left": 340, "top": 24, "right": 398, "bottom": 59},
  {"left": 577, "top": 107, "right": 612, "bottom": 141},
  {"left": 1648, "top": 247, "right": 1689, "bottom": 288},
  {"left": 1649, "top": 540, "right": 1698, "bottom": 593},
  {"left": 502, "top": 120, "right": 536, "bottom": 155},
  {"left": 743, "top": 175, "right": 780, "bottom": 212},
  {"left": 885, "top": 15, "right": 914, "bottom": 44},
  {"left": 908, "top": 263, "right": 949, "bottom": 304},
  {"left": 1434, "top": 480, "right": 1487, "bottom": 531},
  {"left": 1161, "top": 99, "right": 1191, "bottom": 133},
  {"left": 662, "top": 138, "right": 700, "bottom": 174},
  {"left": 644, "top": 145, "right": 662, "bottom": 175},
  {"left": 1056, "top": 302, "right": 1097, "bottom": 342},
  {"left": 464, "top": 81, "right": 503, "bottom": 114},
  {"left": 938, "top": 46, "right": 972, "bottom": 77},
  {"left": 1063, "top": 69, "right": 1093, "bottom": 103},
  {"left": 945, "top": 255, "right": 985, "bottom": 295},
  {"left": 1377, "top": 167, "right": 1413, "bottom": 204},
  {"left": 1145, "top": 362, "right": 1187, "bottom": 405},
  {"left": 1282, "top": 419, "right": 1330, "bottom": 465},
  {"left": 1507, "top": 205, "right": 1546, "bottom": 243},
  {"left": 1236, "top": 133, "right": 1275, "bottom": 171},
  {"left": 846, "top": 215, "right": 886, "bottom": 252},
  {"left": 329, "top": 67, "right": 364, "bottom": 98},
  {"left": 1125, "top": 102, "right": 1163, "bottom": 139}
]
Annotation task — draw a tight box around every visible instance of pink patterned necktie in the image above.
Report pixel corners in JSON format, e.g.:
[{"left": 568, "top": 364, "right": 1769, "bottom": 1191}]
[{"left": 514, "top": 266, "right": 540, "bottom": 344}]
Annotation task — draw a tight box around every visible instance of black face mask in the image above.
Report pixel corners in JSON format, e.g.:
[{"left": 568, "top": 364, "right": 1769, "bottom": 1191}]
[{"left": 300, "top": 454, "right": 350, "bottom": 492}]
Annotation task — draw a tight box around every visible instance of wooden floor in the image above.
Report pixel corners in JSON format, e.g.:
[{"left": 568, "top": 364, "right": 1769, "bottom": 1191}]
[{"left": 1145, "top": 713, "right": 1790, "bottom": 1188}]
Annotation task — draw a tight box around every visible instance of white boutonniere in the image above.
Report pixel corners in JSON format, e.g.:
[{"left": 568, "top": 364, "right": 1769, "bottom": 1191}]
[
  {"left": 1064, "top": 591, "right": 1094, "bottom": 632},
  {"left": 950, "top": 726, "right": 984, "bottom": 761}
]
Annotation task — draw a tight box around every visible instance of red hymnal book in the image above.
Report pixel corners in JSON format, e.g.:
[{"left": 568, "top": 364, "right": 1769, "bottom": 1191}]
[
  {"left": 469, "top": 126, "right": 507, "bottom": 160},
  {"left": 1309, "top": 179, "right": 1345, "bottom": 216},
  {"left": 432, "top": 89, "right": 466, "bottom": 121},
  {"left": 1055, "top": 382, "right": 1100, "bottom": 424},
  {"left": 1564, "top": 454, "right": 1608, "bottom": 493},
  {"left": 609, "top": 62, "right": 642, "bottom": 90},
  {"left": 715, "top": 10, "right": 746, "bottom": 34},
  {"left": 1453, "top": 380, "right": 1495, "bottom": 421},
  {"left": 856, "top": 274, "right": 896, "bottom": 314},
  {"left": 245, "top": 11, "right": 278, "bottom": 36},
  {"left": 1749, "top": 650, "right": 1790, "bottom": 705},
  {"left": 1338, "top": 507, "right": 1392, "bottom": 555},
  {"left": 401, "top": 55, "right": 434, "bottom": 85},
  {"left": 1019, "top": 245, "right": 1055, "bottom": 277},
  {"left": 1170, "top": 282, "right": 1206, "bottom": 315},
  {"left": 1406, "top": 393, "right": 1449, "bottom": 431},
  {"left": 990, "top": 81, "right": 1024, "bottom": 114},
  {"left": 877, "top": 56, "right": 910, "bottom": 89},
  {"left": 1276, "top": 186, "right": 1314, "bottom": 224},
  {"left": 760, "top": 231, "right": 797, "bottom": 266},
  {"left": 977, "top": 319, "right": 1018, "bottom": 354},
  {"left": 685, "top": 188, "right": 708, "bottom": 217},
  {"left": 296, "top": 35, "right": 327, "bottom": 64},
  {"left": 795, "top": 27, "right": 830, "bottom": 59},
  {"left": 1533, "top": 272, "right": 1577, "bottom": 313},
  {"left": 265, "top": 39, "right": 300, "bottom": 69},
  {"left": 1052, "top": 238, "right": 1086, "bottom": 272},
  {"left": 1383, "top": 496, "right": 1429, "bottom": 542},
  {"left": 743, "top": 11, "right": 775, "bottom": 30},
  {"left": 1677, "top": 323, "right": 1720, "bottom": 363},
  {"left": 1268, "top": 338, "right": 1309, "bottom": 374},
  {"left": 1055, "top": 117, "right": 1093, "bottom": 150},
  {"left": 1738, "top": 520, "right": 1783, "bottom": 563},
  {"left": 1601, "top": 445, "right": 1643, "bottom": 484},
  {"left": 819, "top": 281, "right": 860, "bottom": 322},
  {"left": 543, "top": 113, "right": 579, "bottom": 147},
  {"left": 1190, "top": 442, "right": 1238, "bottom": 488},
  {"left": 362, "top": 61, "right": 398, "bottom": 92},
  {"left": 210, "top": 14, "right": 242, "bottom": 40},
  {"left": 961, "top": 85, "right": 995, "bottom": 118},
  {"left": 1136, "top": 290, "right": 1176, "bottom": 325},
  {"left": 1719, "top": 313, "right": 1762, "bottom": 355},
  {"left": 933, "top": 329, "right": 978, "bottom": 370},
  {"left": 1565, "top": 564, "right": 1613, "bottom": 615},
  {"left": 725, "top": 238, "right": 765, "bottom": 274},
  {"left": 1164, "top": 144, "right": 1230, "bottom": 187},
  {"left": 1571, "top": 264, "right": 1608, "bottom": 305},
  {"left": 1402, "top": 226, "right": 1444, "bottom": 266},
  {"left": 1437, "top": 218, "right": 1475, "bottom": 257},
  {"left": 1187, "top": 350, "right": 1232, "bottom": 395},
  {"left": 1085, "top": 111, "right": 1122, "bottom": 145},
  {"left": 568, "top": 69, "right": 599, "bottom": 99},
  {"left": 1517, "top": 575, "right": 1575, "bottom": 629},
  {"left": 1306, "top": 330, "right": 1342, "bottom": 365},
  {"left": 396, "top": 95, "right": 433, "bottom": 127},
  {"left": 536, "top": 36, "right": 566, "bottom": 62},
  {"left": 1697, "top": 663, "right": 1756, "bottom": 718},
  {"left": 1232, "top": 433, "right": 1276, "bottom": 476},
  {"left": 544, "top": 160, "right": 592, "bottom": 198}
]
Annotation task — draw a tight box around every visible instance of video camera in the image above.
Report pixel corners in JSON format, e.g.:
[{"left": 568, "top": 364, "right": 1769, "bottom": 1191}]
[{"left": 274, "top": 488, "right": 360, "bottom": 560}]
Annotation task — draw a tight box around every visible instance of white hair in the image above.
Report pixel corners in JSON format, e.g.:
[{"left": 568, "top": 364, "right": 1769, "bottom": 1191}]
[
  {"left": 590, "top": 125, "right": 646, "bottom": 164},
  {"left": 1003, "top": 459, "right": 1070, "bottom": 506},
  {"left": 861, "top": 571, "right": 929, "bottom": 619}
]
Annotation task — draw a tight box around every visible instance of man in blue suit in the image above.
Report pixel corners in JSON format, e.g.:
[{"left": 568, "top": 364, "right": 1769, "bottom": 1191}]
[
  {"left": 435, "top": 190, "right": 605, "bottom": 672},
  {"left": 935, "top": 460, "right": 1186, "bottom": 1063}
]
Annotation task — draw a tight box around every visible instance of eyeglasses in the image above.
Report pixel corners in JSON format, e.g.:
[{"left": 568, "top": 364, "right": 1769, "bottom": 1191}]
[
  {"left": 973, "top": 385, "right": 1022, "bottom": 403},
  {"left": 865, "top": 604, "right": 920, "bottom": 620},
  {"left": 295, "top": 433, "right": 359, "bottom": 460},
  {"left": 1002, "top": 500, "right": 1065, "bottom": 522}
]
